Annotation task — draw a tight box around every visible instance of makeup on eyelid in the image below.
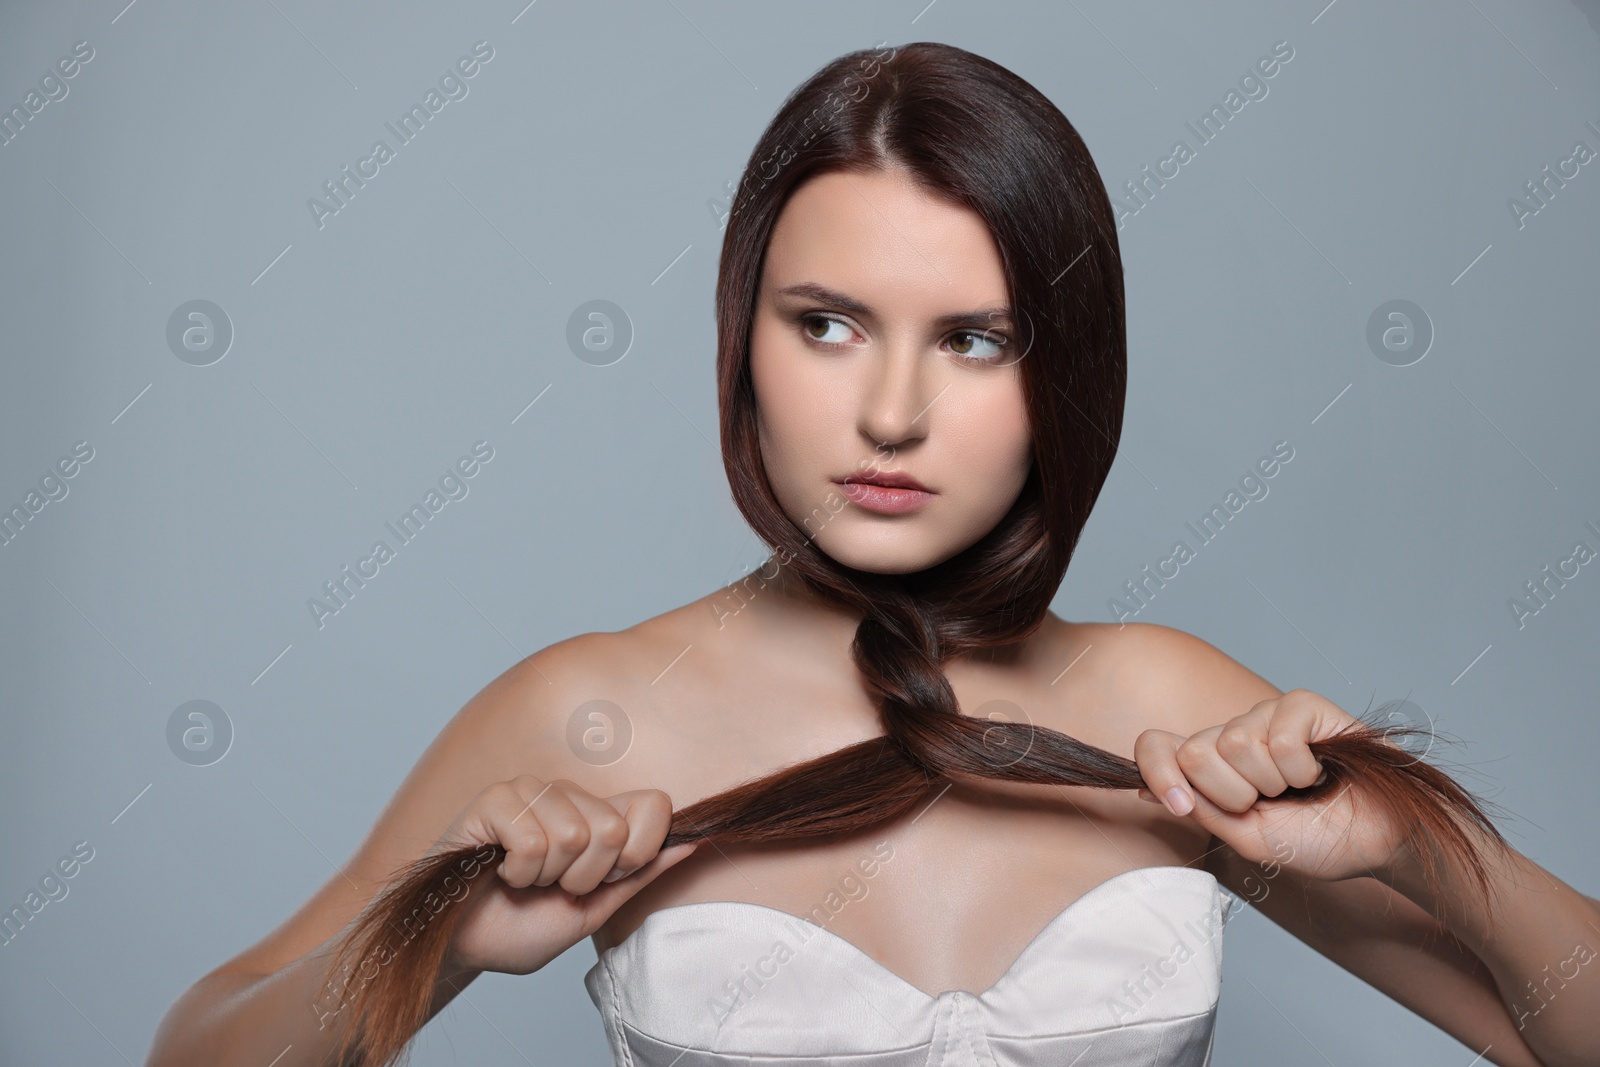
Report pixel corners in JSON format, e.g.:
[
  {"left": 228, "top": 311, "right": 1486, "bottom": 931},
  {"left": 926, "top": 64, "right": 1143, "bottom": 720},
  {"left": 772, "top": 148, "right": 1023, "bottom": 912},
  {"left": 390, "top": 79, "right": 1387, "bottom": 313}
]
[{"left": 795, "top": 312, "right": 1011, "bottom": 365}]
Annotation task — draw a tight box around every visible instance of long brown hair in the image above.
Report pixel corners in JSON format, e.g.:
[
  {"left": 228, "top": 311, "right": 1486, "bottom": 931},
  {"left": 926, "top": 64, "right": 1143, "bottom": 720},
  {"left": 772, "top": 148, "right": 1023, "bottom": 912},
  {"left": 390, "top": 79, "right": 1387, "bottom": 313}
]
[{"left": 323, "top": 41, "right": 1508, "bottom": 1065}]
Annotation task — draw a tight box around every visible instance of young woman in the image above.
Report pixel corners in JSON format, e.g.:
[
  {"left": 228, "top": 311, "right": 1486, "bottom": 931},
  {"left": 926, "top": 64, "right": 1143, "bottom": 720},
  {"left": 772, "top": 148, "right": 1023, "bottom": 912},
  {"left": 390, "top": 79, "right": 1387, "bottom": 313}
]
[{"left": 148, "top": 42, "right": 1598, "bottom": 1067}]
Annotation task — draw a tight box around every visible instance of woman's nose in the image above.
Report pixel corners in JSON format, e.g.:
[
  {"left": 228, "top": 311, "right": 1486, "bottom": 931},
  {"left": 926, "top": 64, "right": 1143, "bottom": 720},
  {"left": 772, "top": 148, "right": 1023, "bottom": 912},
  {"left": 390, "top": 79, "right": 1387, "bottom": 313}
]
[{"left": 857, "top": 343, "right": 935, "bottom": 448}]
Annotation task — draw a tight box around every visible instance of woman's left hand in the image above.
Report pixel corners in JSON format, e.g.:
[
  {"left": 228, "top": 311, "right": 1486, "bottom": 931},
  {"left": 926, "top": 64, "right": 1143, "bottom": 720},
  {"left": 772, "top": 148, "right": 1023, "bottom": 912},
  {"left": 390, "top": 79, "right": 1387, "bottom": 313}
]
[{"left": 1134, "top": 689, "right": 1411, "bottom": 882}]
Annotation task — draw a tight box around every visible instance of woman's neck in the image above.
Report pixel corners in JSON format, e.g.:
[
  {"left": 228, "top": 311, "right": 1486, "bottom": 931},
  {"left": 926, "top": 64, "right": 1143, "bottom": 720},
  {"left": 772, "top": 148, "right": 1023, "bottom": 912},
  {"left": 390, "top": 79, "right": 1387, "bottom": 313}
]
[{"left": 734, "top": 552, "right": 1058, "bottom": 673}]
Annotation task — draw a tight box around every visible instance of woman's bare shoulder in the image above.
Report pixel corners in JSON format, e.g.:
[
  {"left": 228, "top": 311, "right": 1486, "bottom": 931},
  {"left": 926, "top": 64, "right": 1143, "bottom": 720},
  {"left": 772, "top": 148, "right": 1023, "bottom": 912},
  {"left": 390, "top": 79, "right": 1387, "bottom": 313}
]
[
  {"left": 196, "top": 597, "right": 732, "bottom": 982},
  {"left": 490, "top": 589, "right": 758, "bottom": 786},
  {"left": 499, "top": 586, "right": 728, "bottom": 705},
  {"left": 529, "top": 590, "right": 741, "bottom": 691},
  {"left": 1041, "top": 618, "right": 1283, "bottom": 738}
]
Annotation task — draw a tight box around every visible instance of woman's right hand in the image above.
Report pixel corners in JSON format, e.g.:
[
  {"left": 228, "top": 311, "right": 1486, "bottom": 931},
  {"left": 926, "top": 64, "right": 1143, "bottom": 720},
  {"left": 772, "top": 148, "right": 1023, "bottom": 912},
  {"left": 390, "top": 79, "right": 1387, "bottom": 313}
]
[{"left": 432, "top": 775, "right": 698, "bottom": 977}]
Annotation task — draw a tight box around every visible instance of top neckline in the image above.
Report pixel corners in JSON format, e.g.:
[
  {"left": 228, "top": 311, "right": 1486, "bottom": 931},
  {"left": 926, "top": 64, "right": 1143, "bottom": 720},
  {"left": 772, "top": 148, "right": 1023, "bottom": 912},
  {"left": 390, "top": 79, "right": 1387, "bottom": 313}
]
[{"left": 596, "top": 863, "right": 1221, "bottom": 1002}]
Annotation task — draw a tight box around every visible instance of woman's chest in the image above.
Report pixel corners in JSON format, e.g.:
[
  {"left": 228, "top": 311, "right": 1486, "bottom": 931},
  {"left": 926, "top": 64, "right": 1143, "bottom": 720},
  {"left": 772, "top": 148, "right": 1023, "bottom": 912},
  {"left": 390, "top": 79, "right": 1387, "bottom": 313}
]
[
  {"left": 595, "top": 778, "right": 1211, "bottom": 998},
  {"left": 586, "top": 852, "right": 1231, "bottom": 1066}
]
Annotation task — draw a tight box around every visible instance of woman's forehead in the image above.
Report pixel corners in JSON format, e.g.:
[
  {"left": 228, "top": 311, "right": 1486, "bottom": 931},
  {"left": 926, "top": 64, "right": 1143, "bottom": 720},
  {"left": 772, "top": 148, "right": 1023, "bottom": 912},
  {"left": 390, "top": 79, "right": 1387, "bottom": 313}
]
[{"left": 762, "top": 170, "right": 1009, "bottom": 318}]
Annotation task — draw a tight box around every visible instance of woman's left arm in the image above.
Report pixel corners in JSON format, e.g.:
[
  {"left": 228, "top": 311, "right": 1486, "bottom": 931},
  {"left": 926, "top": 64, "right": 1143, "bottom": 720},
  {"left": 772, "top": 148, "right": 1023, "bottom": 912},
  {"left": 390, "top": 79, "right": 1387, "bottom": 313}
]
[
  {"left": 1122, "top": 628, "right": 1599, "bottom": 1067},
  {"left": 1374, "top": 809, "right": 1600, "bottom": 1066},
  {"left": 1199, "top": 811, "right": 1600, "bottom": 1067}
]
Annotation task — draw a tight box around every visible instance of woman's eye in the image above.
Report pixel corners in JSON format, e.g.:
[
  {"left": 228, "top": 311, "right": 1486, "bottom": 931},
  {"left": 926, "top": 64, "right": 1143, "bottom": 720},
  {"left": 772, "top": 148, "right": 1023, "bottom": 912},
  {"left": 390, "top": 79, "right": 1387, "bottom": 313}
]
[
  {"left": 800, "top": 315, "right": 855, "bottom": 345},
  {"left": 948, "top": 329, "right": 1007, "bottom": 361}
]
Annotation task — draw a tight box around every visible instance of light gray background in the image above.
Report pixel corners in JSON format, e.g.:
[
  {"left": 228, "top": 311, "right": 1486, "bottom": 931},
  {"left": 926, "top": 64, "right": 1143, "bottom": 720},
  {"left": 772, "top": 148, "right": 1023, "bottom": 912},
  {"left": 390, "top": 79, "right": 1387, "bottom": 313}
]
[{"left": 2, "top": 1, "right": 1596, "bottom": 1064}]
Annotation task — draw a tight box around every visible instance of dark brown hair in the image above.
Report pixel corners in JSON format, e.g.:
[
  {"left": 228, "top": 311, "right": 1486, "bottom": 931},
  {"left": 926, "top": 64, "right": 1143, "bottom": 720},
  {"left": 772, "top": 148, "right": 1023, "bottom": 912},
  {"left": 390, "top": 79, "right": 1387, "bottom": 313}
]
[{"left": 323, "top": 41, "right": 1508, "bottom": 1065}]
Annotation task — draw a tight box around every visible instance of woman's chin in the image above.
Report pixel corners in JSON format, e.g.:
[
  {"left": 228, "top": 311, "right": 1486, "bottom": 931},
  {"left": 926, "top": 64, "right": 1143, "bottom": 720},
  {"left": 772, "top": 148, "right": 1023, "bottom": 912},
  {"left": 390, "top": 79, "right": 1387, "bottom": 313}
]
[{"left": 813, "top": 533, "right": 951, "bottom": 577}]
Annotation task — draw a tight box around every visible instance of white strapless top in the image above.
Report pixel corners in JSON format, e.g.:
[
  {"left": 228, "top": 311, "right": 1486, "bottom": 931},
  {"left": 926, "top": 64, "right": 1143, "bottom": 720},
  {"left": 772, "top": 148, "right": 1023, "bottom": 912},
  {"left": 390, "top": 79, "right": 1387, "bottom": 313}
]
[{"left": 584, "top": 865, "right": 1232, "bottom": 1066}]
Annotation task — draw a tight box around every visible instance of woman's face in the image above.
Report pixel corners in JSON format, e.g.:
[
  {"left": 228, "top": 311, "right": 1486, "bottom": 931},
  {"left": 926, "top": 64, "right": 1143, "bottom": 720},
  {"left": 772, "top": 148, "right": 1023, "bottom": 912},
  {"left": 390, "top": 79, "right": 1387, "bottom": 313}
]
[{"left": 750, "top": 166, "right": 1034, "bottom": 575}]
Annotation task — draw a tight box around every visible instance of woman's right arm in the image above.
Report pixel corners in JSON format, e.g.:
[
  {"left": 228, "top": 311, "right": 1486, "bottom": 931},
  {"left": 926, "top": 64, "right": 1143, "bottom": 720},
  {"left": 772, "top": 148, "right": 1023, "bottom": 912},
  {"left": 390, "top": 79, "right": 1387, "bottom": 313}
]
[
  {"left": 145, "top": 634, "right": 689, "bottom": 1066},
  {"left": 146, "top": 922, "right": 480, "bottom": 1067}
]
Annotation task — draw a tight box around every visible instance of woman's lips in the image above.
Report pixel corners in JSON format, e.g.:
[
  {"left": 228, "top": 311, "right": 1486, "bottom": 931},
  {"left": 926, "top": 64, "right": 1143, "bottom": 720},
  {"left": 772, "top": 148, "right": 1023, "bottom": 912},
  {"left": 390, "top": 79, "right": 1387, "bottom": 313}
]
[{"left": 835, "top": 480, "right": 934, "bottom": 514}]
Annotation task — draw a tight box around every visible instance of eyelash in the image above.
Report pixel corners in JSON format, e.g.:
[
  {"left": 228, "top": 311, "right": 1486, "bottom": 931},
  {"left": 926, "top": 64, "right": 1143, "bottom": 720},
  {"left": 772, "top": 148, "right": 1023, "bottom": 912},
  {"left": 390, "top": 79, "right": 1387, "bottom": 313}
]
[{"left": 796, "top": 313, "right": 1010, "bottom": 365}]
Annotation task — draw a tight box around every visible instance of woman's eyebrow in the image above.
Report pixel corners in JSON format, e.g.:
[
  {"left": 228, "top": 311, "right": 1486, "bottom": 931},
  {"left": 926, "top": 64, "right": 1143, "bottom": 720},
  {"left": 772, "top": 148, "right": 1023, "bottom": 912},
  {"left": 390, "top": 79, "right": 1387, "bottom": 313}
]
[
  {"left": 775, "top": 282, "right": 874, "bottom": 316},
  {"left": 774, "top": 281, "right": 1013, "bottom": 330}
]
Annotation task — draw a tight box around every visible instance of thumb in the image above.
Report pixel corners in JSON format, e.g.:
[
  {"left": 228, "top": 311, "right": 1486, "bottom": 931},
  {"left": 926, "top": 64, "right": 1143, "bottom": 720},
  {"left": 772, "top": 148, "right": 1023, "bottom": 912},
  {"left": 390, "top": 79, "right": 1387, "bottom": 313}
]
[
  {"left": 1175, "top": 782, "right": 1261, "bottom": 851},
  {"left": 581, "top": 841, "right": 700, "bottom": 914}
]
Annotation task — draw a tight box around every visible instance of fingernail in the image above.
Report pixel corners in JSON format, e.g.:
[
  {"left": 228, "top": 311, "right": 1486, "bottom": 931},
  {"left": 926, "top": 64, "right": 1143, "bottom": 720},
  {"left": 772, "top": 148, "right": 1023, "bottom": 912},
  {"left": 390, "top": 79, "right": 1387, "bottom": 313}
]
[
  {"left": 1137, "top": 788, "right": 1160, "bottom": 803},
  {"left": 1164, "top": 786, "right": 1194, "bottom": 817},
  {"left": 602, "top": 866, "right": 626, "bottom": 883}
]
